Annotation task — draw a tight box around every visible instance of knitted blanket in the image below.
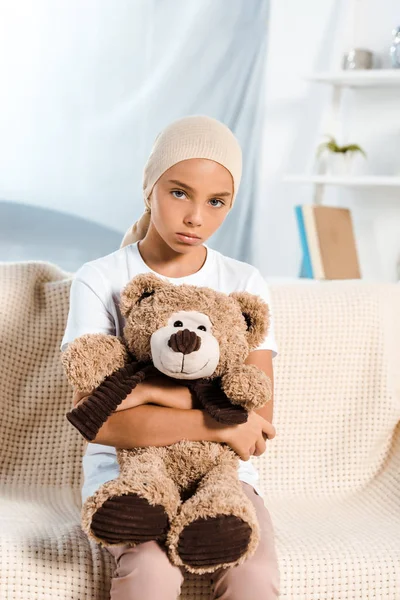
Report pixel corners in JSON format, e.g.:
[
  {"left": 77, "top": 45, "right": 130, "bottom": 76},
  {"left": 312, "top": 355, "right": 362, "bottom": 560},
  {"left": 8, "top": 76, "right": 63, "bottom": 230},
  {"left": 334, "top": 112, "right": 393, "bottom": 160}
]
[{"left": 1, "top": 260, "right": 399, "bottom": 599}]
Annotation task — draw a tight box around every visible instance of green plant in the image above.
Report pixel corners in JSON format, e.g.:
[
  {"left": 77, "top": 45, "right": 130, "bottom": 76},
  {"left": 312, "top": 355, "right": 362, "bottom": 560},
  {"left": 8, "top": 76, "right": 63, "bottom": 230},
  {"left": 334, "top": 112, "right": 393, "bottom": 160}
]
[{"left": 316, "top": 135, "right": 367, "bottom": 159}]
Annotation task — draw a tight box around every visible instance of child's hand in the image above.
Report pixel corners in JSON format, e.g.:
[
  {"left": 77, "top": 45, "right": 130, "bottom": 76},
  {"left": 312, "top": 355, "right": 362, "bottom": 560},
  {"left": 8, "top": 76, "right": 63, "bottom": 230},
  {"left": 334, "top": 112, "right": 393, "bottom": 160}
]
[
  {"left": 72, "top": 389, "right": 95, "bottom": 408},
  {"left": 217, "top": 411, "right": 276, "bottom": 461}
]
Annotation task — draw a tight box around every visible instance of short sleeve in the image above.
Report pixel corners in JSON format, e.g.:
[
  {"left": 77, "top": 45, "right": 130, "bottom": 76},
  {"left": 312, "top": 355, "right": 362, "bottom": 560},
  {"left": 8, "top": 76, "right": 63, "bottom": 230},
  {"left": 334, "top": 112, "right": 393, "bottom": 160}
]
[
  {"left": 60, "top": 263, "right": 116, "bottom": 352},
  {"left": 245, "top": 269, "right": 279, "bottom": 358}
]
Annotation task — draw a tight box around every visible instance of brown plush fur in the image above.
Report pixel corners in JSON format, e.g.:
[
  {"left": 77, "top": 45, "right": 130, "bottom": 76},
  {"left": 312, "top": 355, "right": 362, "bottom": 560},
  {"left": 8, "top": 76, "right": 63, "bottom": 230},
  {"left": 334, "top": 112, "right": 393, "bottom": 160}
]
[
  {"left": 81, "top": 442, "right": 260, "bottom": 573},
  {"left": 61, "top": 333, "right": 128, "bottom": 392},
  {"left": 120, "top": 273, "right": 270, "bottom": 380},
  {"left": 62, "top": 273, "right": 272, "bottom": 574},
  {"left": 222, "top": 364, "right": 273, "bottom": 411}
]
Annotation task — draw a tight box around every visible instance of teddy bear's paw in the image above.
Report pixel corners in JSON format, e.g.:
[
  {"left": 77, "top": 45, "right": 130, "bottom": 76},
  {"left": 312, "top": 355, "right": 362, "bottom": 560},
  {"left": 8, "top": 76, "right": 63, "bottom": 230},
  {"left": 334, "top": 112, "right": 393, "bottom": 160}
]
[
  {"left": 222, "top": 364, "right": 272, "bottom": 411},
  {"left": 61, "top": 333, "right": 129, "bottom": 392},
  {"left": 166, "top": 476, "right": 261, "bottom": 573},
  {"left": 82, "top": 471, "right": 181, "bottom": 547},
  {"left": 175, "top": 514, "right": 252, "bottom": 573},
  {"left": 90, "top": 493, "right": 169, "bottom": 546},
  {"left": 66, "top": 361, "right": 156, "bottom": 441},
  {"left": 192, "top": 380, "right": 248, "bottom": 425}
]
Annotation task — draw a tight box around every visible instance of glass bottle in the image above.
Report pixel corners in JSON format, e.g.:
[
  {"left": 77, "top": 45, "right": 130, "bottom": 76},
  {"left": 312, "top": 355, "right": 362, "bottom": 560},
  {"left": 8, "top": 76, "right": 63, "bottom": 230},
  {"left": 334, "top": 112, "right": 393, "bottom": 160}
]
[{"left": 390, "top": 26, "right": 400, "bottom": 68}]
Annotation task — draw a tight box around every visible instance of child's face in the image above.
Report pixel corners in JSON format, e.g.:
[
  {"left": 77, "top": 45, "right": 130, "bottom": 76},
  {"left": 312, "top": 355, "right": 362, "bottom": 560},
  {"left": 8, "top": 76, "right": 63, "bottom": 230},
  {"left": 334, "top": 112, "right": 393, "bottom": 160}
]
[{"left": 149, "top": 158, "right": 233, "bottom": 251}]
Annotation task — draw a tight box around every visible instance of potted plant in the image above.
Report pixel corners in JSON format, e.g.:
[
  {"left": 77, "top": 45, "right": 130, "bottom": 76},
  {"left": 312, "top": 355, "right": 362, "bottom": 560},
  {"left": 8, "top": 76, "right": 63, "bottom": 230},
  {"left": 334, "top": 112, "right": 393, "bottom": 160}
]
[{"left": 316, "top": 135, "right": 367, "bottom": 176}]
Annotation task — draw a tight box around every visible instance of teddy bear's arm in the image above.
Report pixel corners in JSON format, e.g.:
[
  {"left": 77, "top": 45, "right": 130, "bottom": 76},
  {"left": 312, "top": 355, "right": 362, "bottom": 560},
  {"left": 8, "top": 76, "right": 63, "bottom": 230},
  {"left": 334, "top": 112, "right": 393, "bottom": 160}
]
[
  {"left": 188, "top": 379, "right": 248, "bottom": 425},
  {"left": 221, "top": 365, "right": 272, "bottom": 411},
  {"left": 61, "top": 333, "right": 130, "bottom": 392},
  {"left": 66, "top": 361, "right": 157, "bottom": 441},
  {"left": 61, "top": 332, "right": 157, "bottom": 441}
]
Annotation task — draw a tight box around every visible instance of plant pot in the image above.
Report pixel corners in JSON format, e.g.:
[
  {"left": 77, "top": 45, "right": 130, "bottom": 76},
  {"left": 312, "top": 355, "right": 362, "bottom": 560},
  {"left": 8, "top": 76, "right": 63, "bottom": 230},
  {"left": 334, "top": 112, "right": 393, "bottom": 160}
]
[{"left": 326, "top": 152, "right": 356, "bottom": 177}]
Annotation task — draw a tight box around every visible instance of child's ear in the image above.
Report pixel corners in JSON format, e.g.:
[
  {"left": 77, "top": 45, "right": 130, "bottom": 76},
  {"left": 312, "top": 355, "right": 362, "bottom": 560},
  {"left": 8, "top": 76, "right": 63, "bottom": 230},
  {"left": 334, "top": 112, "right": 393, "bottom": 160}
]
[
  {"left": 229, "top": 291, "right": 270, "bottom": 350},
  {"left": 120, "top": 273, "right": 167, "bottom": 318}
]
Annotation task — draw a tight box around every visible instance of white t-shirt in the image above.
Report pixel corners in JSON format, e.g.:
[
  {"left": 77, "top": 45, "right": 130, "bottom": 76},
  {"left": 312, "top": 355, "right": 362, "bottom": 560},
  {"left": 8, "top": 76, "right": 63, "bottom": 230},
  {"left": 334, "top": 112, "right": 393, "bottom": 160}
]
[{"left": 61, "top": 241, "right": 278, "bottom": 504}]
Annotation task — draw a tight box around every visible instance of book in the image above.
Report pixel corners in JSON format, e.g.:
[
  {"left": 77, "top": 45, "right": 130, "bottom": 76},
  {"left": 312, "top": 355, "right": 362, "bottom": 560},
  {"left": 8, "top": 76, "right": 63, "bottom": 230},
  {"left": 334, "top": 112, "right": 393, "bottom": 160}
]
[
  {"left": 295, "top": 205, "right": 361, "bottom": 280},
  {"left": 294, "top": 205, "right": 314, "bottom": 278}
]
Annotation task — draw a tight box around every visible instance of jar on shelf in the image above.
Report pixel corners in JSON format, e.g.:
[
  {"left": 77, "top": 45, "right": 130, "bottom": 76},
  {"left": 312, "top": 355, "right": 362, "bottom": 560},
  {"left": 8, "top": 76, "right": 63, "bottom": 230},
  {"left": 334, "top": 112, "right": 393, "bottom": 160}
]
[
  {"left": 390, "top": 26, "right": 400, "bottom": 68},
  {"left": 342, "top": 48, "right": 373, "bottom": 70}
]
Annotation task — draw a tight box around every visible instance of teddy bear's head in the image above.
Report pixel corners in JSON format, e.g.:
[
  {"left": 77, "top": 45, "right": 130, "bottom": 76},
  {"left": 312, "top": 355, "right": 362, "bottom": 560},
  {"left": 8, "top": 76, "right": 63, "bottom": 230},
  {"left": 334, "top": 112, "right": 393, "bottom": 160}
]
[{"left": 119, "top": 273, "right": 270, "bottom": 380}]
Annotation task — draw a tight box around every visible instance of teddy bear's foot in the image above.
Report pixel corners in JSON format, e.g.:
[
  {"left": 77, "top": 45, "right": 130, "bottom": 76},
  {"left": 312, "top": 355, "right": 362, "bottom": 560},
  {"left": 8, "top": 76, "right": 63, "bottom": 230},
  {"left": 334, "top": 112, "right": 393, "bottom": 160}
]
[
  {"left": 82, "top": 456, "right": 182, "bottom": 548},
  {"left": 90, "top": 492, "right": 169, "bottom": 545},
  {"left": 167, "top": 469, "right": 260, "bottom": 574},
  {"left": 177, "top": 514, "right": 252, "bottom": 568}
]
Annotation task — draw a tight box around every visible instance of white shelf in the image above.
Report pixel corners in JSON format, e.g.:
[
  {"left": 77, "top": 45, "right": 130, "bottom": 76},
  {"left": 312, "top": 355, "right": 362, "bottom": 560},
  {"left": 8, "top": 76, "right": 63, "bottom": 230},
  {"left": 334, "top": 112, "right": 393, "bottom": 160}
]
[
  {"left": 284, "top": 175, "right": 400, "bottom": 187},
  {"left": 305, "top": 69, "right": 400, "bottom": 88}
]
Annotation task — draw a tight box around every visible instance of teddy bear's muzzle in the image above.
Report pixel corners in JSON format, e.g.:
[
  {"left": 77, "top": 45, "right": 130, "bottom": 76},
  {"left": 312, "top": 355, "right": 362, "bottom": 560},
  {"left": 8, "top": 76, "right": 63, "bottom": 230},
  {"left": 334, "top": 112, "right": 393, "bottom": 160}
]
[{"left": 168, "top": 329, "right": 201, "bottom": 355}]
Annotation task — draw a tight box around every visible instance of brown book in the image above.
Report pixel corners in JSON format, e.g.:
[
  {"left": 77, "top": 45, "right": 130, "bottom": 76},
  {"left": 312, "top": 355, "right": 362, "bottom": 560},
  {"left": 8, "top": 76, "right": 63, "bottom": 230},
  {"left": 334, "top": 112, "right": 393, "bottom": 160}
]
[{"left": 302, "top": 205, "right": 361, "bottom": 279}]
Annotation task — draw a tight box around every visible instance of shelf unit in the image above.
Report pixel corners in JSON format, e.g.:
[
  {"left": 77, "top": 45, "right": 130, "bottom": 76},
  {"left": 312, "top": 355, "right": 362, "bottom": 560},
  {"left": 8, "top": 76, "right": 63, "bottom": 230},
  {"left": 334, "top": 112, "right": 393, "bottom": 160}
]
[
  {"left": 284, "top": 69, "right": 400, "bottom": 202},
  {"left": 286, "top": 40, "right": 400, "bottom": 280},
  {"left": 284, "top": 175, "right": 400, "bottom": 187},
  {"left": 305, "top": 69, "right": 400, "bottom": 88}
]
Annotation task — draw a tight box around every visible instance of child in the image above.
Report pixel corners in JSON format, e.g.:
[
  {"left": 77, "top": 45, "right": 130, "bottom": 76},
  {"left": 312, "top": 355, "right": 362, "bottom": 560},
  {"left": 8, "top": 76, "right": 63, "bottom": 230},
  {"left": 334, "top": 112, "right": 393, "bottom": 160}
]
[{"left": 61, "top": 115, "right": 280, "bottom": 599}]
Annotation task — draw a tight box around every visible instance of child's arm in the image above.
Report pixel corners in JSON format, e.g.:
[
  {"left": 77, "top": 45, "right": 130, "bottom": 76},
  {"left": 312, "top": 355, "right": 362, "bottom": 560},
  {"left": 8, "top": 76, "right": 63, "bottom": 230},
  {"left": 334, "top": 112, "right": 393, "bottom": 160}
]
[
  {"left": 87, "top": 369, "right": 276, "bottom": 459},
  {"left": 117, "top": 376, "right": 195, "bottom": 411},
  {"left": 72, "top": 377, "right": 195, "bottom": 412},
  {"left": 93, "top": 404, "right": 224, "bottom": 449},
  {"left": 244, "top": 349, "right": 274, "bottom": 424},
  {"left": 92, "top": 403, "right": 276, "bottom": 461},
  {"left": 71, "top": 356, "right": 276, "bottom": 459}
]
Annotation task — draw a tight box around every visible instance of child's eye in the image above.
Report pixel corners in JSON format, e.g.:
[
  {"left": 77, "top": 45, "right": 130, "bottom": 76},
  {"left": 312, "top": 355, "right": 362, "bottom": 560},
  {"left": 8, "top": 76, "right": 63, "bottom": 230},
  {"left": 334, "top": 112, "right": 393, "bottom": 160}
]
[
  {"left": 209, "top": 198, "right": 225, "bottom": 208},
  {"left": 172, "top": 190, "right": 187, "bottom": 199}
]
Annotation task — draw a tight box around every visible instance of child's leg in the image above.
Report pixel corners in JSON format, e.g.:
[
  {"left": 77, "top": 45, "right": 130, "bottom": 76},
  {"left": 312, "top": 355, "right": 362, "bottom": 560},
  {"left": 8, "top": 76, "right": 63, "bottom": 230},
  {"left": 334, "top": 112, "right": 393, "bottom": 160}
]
[
  {"left": 210, "top": 482, "right": 280, "bottom": 600},
  {"left": 106, "top": 540, "right": 184, "bottom": 600}
]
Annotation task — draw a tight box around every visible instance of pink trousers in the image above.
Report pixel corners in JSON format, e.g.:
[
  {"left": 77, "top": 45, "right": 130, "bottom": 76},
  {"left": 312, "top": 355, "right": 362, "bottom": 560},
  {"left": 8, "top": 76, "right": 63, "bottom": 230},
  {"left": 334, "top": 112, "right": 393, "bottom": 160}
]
[{"left": 105, "top": 481, "right": 280, "bottom": 599}]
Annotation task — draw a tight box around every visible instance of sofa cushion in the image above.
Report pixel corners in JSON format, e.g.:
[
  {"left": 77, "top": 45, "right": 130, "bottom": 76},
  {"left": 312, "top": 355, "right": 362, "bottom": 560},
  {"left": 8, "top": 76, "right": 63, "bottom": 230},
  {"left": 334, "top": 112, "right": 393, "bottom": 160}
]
[{"left": 1, "top": 261, "right": 399, "bottom": 599}]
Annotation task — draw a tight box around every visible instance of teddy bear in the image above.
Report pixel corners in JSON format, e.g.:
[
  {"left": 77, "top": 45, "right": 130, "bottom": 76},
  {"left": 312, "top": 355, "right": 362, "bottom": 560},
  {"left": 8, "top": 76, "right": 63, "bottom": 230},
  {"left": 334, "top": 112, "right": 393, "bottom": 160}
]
[{"left": 61, "top": 273, "right": 272, "bottom": 574}]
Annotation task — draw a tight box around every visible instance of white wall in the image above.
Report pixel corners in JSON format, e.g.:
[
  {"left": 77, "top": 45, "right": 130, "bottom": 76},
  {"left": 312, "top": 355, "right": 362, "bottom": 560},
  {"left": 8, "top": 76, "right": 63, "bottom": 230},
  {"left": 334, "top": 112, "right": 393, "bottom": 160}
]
[
  {"left": 1, "top": 0, "right": 399, "bottom": 279},
  {"left": 0, "top": 0, "right": 270, "bottom": 264},
  {"left": 256, "top": 0, "right": 400, "bottom": 282},
  {"left": 0, "top": 1, "right": 154, "bottom": 233}
]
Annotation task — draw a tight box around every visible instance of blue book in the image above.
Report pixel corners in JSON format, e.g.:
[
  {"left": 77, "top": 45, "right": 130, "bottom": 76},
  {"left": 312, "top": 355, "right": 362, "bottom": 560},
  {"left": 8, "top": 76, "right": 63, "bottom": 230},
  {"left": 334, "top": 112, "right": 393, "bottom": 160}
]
[{"left": 294, "top": 205, "right": 314, "bottom": 278}]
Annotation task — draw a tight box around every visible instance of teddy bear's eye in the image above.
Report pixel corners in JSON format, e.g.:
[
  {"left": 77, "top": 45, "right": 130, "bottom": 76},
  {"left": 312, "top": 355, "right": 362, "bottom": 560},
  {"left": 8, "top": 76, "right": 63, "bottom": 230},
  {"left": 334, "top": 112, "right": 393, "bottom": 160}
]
[
  {"left": 138, "top": 290, "right": 155, "bottom": 304},
  {"left": 173, "top": 320, "right": 183, "bottom": 327},
  {"left": 197, "top": 325, "right": 206, "bottom": 332}
]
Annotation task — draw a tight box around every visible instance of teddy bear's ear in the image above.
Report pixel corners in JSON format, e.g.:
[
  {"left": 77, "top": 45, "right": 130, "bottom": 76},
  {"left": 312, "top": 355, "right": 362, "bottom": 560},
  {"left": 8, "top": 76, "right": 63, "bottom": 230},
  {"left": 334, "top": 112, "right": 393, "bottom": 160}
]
[
  {"left": 120, "top": 273, "right": 168, "bottom": 318},
  {"left": 229, "top": 291, "right": 270, "bottom": 350}
]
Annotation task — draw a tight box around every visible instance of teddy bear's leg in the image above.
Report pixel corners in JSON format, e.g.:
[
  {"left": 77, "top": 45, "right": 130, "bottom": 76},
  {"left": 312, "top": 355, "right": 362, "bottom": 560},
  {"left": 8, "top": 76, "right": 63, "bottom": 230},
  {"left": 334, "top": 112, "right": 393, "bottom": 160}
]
[
  {"left": 81, "top": 448, "right": 181, "bottom": 548},
  {"left": 167, "top": 460, "right": 260, "bottom": 575}
]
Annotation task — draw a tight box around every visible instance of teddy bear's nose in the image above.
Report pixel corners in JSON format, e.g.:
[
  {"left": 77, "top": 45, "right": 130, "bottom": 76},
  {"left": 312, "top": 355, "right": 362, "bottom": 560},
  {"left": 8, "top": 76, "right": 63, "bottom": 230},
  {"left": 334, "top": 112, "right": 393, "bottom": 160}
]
[{"left": 168, "top": 328, "right": 201, "bottom": 355}]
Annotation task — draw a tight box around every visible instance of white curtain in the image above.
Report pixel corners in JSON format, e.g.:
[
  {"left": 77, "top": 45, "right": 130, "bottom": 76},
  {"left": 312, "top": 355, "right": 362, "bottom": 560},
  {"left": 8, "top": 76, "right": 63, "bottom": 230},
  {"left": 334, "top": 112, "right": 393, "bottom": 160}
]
[{"left": 0, "top": 0, "right": 270, "bottom": 264}]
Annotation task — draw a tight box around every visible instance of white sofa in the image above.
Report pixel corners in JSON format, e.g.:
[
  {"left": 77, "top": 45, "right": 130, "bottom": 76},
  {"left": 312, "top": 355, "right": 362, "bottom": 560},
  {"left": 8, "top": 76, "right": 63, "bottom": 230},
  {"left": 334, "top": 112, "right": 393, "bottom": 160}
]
[{"left": 1, "top": 261, "right": 399, "bottom": 599}]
